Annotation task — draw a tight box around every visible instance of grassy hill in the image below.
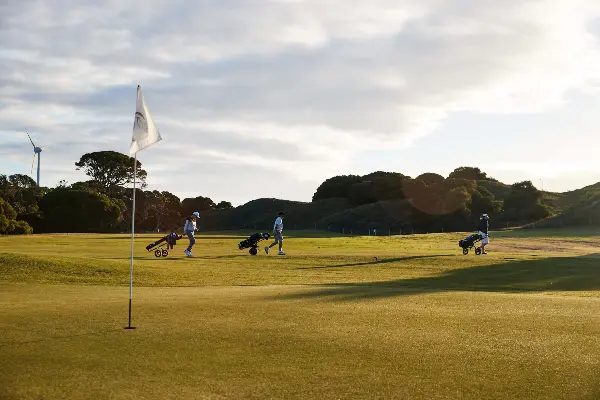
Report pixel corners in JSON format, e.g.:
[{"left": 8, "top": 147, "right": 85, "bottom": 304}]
[
  {"left": 535, "top": 192, "right": 600, "bottom": 228},
  {"left": 544, "top": 182, "right": 600, "bottom": 209},
  {"left": 199, "top": 197, "right": 351, "bottom": 231}
]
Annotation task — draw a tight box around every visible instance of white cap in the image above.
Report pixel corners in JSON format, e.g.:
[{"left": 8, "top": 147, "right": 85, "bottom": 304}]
[{"left": 193, "top": 212, "right": 200, "bottom": 218}]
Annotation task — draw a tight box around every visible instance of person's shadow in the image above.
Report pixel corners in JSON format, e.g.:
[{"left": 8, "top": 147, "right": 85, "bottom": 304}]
[{"left": 271, "top": 253, "right": 600, "bottom": 301}]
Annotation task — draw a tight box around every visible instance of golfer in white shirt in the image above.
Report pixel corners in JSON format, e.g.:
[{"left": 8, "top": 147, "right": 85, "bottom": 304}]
[{"left": 266, "top": 212, "right": 286, "bottom": 255}]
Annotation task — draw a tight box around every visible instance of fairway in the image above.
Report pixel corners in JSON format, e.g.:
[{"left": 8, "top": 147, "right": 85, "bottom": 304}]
[{"left": 1, "top": 230, "right": 600, "bottom": 399}]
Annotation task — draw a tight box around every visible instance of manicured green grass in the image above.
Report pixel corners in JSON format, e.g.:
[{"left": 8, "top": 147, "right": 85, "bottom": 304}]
[{"left": 1, "top": 229, "right": 599, "bottom": 399}]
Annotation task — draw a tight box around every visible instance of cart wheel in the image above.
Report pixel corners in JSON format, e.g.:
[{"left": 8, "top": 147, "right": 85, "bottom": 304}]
[
  {"left": 462, "top": 248, "right": 468, "bottom": 255},
  {"left": 162, "top": 249, "right": 169, "bottom": 257},
  {"left": 154, "top": 249, "right": 162, "bottom": 257},
  {"left": 475, "top": 247, "right": 482, "bottom": 255},
  {"left": 249, "top": 247, "right": 258, "bottom": 256}
]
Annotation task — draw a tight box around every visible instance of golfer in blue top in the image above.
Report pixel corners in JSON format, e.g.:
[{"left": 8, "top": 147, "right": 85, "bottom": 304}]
[
  {"left": 477, "top": 214, "right": 490, "bottom": 254},
  {"left": 183, "top": 211, "right": 199, "bottom": 257}
]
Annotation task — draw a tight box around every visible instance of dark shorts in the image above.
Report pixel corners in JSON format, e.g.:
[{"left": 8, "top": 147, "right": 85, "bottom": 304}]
[
  {"left": 186, "top": 231, "right": 196, "bottom": 245},
  {"left": 274, "top": 231, "right": 283, "bottom": 242}
]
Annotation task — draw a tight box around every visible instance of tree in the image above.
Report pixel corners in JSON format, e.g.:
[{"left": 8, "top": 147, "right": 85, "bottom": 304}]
[
  {"left": 70, "top": 180, "right": 105, "bottom": 193},
  {"left": 145, "top": 191, "right": 183, "bottom": 231},
  {"left": 0, "top": 174, "right": 47, "bottom": 215},
  {"left": 416, "top": 173, "right": 445, "bottom": 186},
  {"left": 215, "top": 201, "right": 233, "bottom": 210},
  {"left": 362, "top": 171, "right": 409, "bottom": 180},
  {"left": 448, "top": 167, "right": 488, "bottom": 181},
  {"left": 437, "top": 186, "right": 472, "bottom": 215},
  {"left": 312, "top": 175, "right": 363, "bottom": 201},
  {"left": 348, "top": 181, "right": 375, "bottom": 206},
  {"left": 9, "top": 174, "right": 37, "bottom": 188},
  {"left": 0, "top": 197, "right": 17, "bottom": 221},
  {"left": 313, "top": 173, "right": 409, "bottom": 205},
  {"left": 39, "top": 188, "right": 124, "bottom": 233},
  {"left": 370, "top": 174, "right": 408, "bottom": 202},
  {"left": 115, "top": 187, "right": 146, "bottom": 231},
  {"left": 503, "top": 181, "right": 550, "bottom": 223},
  {"left": 0, "top": 175, "right": 17, "bottom": 205},
  {"left": 0, "top": 198, "right": 33, "bottom": 234},
  {"left": 182, "top": 196, "right": 216, "bottom": 216},
  {"left": 470, "top": 186, "right": 499, "bottom": 219},
  {"left": 75, "top": 151, "right": 148, "bottom": 196}
]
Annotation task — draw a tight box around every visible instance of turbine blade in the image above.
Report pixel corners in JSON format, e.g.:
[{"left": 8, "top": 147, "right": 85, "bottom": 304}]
[
  {"left": 25, "top": 131, "right": 35, "bottom": 147},
  {"left": 30, "top": 153, "right": 36, "bottom": 176}
]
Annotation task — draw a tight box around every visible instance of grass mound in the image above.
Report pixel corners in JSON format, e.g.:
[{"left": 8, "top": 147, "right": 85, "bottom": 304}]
[{"left": 0, "top": 253, "right": 133, "bottom": 285}]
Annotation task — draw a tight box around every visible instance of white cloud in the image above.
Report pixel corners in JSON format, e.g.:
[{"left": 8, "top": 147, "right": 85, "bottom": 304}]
[{"left": 1, "top": 0, "right": 600, "bottom": 203}]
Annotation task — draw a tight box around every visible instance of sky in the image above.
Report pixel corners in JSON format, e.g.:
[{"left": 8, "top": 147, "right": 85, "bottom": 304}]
[{"left": 1, "top": 0, "right": 600, "bottom": 206}]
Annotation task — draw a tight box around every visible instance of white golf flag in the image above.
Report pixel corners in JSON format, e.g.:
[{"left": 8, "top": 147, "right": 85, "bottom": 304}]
[{"left": 129, "top": 85, "right": 162, "bottom": 155}]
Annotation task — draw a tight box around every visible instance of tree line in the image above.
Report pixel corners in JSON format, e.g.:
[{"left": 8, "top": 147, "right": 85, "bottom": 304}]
[
  {"left": 311, "top": 167, "right": 551, "bottom": 232},
  {"left": 0, "top": 151, "right": 552, "bottom": 235},
  {"left": 0, "top": 151, "right": 232, "bottom": 235}
]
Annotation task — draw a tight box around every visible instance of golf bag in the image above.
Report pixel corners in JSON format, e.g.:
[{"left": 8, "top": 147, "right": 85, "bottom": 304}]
[
  {"left": 238, "top": 232, "right": 271, "bottom": 255},
  {"left": 146, "top": 232, "right": 183, "bottom": 257},
  {"left": 458, "top": 233, "right": 483, "bottom": 255}
]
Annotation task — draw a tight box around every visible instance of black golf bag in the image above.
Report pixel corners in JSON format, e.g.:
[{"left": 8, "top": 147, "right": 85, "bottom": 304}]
[
  {"left": 238, "top": 232, "right": 271, "bottom": 255},
  {"left": 458, "top": 233, "right": 483, "bottom": 255},
  {"left": 146, "top": 232, "right": 183, "bottom": 257}
]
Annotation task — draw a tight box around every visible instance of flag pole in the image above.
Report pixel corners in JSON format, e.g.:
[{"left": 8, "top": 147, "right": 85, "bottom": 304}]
[
  {"left": 126, "top": 153, "right": 137, "bottom": 330},
  {"left": 125, "top": 84, "right": 162, "bottom": 330}
]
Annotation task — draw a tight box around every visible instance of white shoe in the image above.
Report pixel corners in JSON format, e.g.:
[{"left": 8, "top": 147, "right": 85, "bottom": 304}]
[
  {"left": 184, "top": 250, "right": 190, "bottom": 256},
  {"left": 278, "top": 251, "right": 286, "bottom": 256},
  {"left": 265, "top": 247, "right": 269, "bottom": 254}
]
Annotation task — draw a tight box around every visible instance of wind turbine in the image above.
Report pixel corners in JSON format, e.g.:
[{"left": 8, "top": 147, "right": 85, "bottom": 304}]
[{"left": 25, "top": 131, "right": 47, "bottom": 186}]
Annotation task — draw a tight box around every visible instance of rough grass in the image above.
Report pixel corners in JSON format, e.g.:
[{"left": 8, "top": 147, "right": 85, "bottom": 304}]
[{"left": 1, "top": 229, "right": 600, "bottom": 399}]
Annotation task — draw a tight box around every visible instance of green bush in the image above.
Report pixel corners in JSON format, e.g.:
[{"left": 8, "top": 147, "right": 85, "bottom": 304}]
[
  {"left": 0, "top": 214, "right": 8, "bottom": 233},
  {"left": 0, "top": 199, "right": 34, "bottom": 235},
  {"left": 0, "top": 198, "right": 17, "bottom": 220},
  {"left": 8, "top": 220, "right": 33, "bottom": 235}
]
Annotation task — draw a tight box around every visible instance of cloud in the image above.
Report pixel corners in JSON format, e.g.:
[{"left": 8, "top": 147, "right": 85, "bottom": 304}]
[{"left": 1, "top": 0, "right": 600, "bottom": 204}]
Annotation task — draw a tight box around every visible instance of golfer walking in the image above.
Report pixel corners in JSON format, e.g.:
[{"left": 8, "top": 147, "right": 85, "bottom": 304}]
[
  {"left": 266, "top": 212, "right": 286, "bottom": 256},
  {"left": 183, "top": 211, "right": 199, "bottom": 257},
  {"left": 477, "top": 213, "right": 490, "bottom": 254}
]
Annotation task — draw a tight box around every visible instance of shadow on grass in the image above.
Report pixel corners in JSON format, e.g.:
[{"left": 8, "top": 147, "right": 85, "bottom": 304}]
[
  {"left": 98, "top": 255, "right": 206, "bottom": 261},
  {"left": 84, "top": 235, "right": 249, "bottom": 240},
  {"left": 296, "top": 255, "right": 453, "bottom": 270},
  {"left": 213, "top": 254, "right": 257, "bottom": 259},
  {"left": 0, "top": 329, "right": 123, "bottom": 348},
  {"left": 273, "top": 253, "right": 600, "bottom": 301},
  {"left": 198, "top": 230, "right": 349, "bottom": 239},
  {"left": 99, "top": 251, "right": 256, "bottom": 261},
  {"left": 493, "top": 228, "right": 600, "bottom": 239},
  {"left": 92, "top": 231, "right": 349, "bottom": 240}
]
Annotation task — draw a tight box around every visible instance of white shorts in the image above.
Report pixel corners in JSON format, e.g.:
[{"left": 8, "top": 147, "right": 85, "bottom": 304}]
[{"left": 479, "top": 231, "right": 489, "bottom": 245}]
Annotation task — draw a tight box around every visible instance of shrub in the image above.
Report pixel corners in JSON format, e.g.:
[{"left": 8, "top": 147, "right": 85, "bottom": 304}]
[{"left": 8, "top": 220, "right": 33, "bottom": 235}]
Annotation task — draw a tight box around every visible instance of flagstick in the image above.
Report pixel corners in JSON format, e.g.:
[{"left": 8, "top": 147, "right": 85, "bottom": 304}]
[
  {"left": 125, "top": 84, "right": 161, "bottom": 329},
  {"left": 126, "top": 153, "right": 137, "bottom": 330}
]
